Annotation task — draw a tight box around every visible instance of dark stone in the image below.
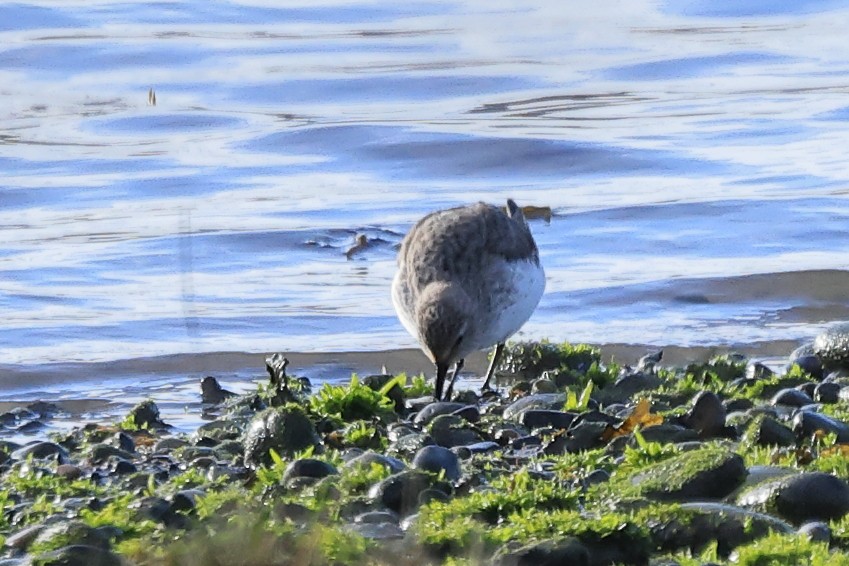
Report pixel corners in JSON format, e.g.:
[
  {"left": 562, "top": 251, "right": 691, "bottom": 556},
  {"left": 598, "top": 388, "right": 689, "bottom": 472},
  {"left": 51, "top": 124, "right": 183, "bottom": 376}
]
[
  {"left": 242, "top": 406, "right": 321, "bottom": 468},
  {"left": 5, "top": 523, "right": 45, "bottom": 551},
  {"left": 33, "top": 521, "right": 111, "bottom": 551},
  {"left": 813, "top": 323, "right": 849, "bottom": 370},
  {"left": 494, "top": 537, "right": 589, "bottom": 566},
  {"left": 11, "top": 441, "right": 68, "bottom": 462},
  {"left": 739, "top": 472, "right": 849, "bottom": 524},
  {"left": 86, "top": 444, "right": 134, "bottom": 465},
  {"left": 451, "top": 405, "right": 480, "bottom": 423},
  {"left": 770, "top": 388, "right": 814, "bottom": 408},
  {"left": 412, "top": 402, "right": 465, "bottom": 426},
  {"left": 33, "top": 545, "right": 122, "bottom": 566},
  {"left": 113, "top": 432, "right": 135, "bottom": 453},
  {"left": 791, "top": 355, "right": 824, "bottom": 380},
  {"left": 584, "top": 469, "right": 610, "bottom": 486},
  {"left": 56, "top": 464, "right": 84, "bottom": 481},
  {"left": 502, "top": 394, "right": 566, "bottom": 421},
  {"left": 465, "top": 441, "right": 500, "bottom": 454},
  {"left": 361, "top": 374, "right": 404, "bottom": 412},
  {"left": 345, "top": 521, "right": 404, "bottom": 540},
  {"left": 344, "top": 451, "right": 406, "bottom": 474},
  {"left": 814, "top": 382, "right": 840, "bottom": 404},
  {"left": 411, "top": 445, "right": 462, "bottom": 481},
  {"left": 354, "top": 510, "right": 398, "bottom": 524},
  {"left": 427, "top": 415, "right": 483, "bottom": 448},
  {"left": 681, "top": 391, "right": 726, "bottom": 438},
  {"left": 125, "top": 400, "right": 169, "bottom": 430},
  {"left": 170, "top": 489, "right": 204, "bottom": 513},
  {"left": 282, "top": 458, "right": 338, "bottom": 483},
  {"left": 754, "top": 416, "right": 795, "bottom": 447},
  {"left": 518, "top": 409, "right": 576, "bottom": 430},
  {"left": 792, "top": 411, "right": 849, "bottom": 442},
  {"left": 598, "top": 370, "right": 662, "bottom": 404},
  {"left": 798, "top": 521, "right": 831, "bottom": 543},
  {"left": 200, "top": 376, "right": 236, "bottom": 404},
  {"left": 368, "top": 470, "right": 432, "bottom": 516}
]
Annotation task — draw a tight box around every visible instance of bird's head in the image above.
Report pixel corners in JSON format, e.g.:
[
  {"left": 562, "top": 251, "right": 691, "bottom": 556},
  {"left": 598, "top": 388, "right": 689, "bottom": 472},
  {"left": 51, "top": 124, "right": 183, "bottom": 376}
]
[{"left": 415, "top": 281, "right": 474, "bottom": 366}]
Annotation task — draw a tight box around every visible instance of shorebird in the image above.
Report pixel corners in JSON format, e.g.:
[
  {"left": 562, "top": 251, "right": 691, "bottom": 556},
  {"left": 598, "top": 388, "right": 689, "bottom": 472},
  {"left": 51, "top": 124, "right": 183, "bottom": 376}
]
[{"left": 392, "top": 200, "right": 545, "bottom": 400}]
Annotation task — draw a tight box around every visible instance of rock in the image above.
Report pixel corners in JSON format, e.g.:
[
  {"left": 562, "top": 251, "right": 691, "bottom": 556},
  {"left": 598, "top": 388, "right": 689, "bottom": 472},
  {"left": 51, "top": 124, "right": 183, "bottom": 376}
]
[
  {"left": 55, "top": 464, "right": 84, "bottom": 481},
  {"left": 518, "top": 409, "right": 576, "bottom": 430},
  {"left": 494, "top": 537, "right": 590, "bottom": 566},
  {"left": 85, "top": 444, "right": 134, "bottom": 465},
  {"left": 792, "top": 410, "right": 849, "bottom": 442},
  {"left": 738, "top": 472, "right": 849, "bottom": 524},
  {"left": 530, "top": 378, "right": 557, "bottom": 394},
  {"left": 32, "top": 545, "right": 123, "bottom": 566},
  {"left": 799, "top": 521, "right": 831, "bottom": 543},
  {"left": 242, "top": 406, "right": 320, "bottom": 468},
  {"left": 792, "top": 355, "right": 824, "bottom": 380},
  {"left": 354, "top": 510, "right": 398, "bottom": 524},
  {"left": 502, "top": 394, "right": 566, "bottom": 421},
  {"left": 125, "top": 400, "right": 169, "bottom": 430},
  {"left": 770, "top": 388, "right": 814, "bottom": 408},
  {"left": 200, "top": 376, "right": 236, "bottom": 404},
  {"left": 33, "top": 521, "right": 111, "bottom": 551},
  {"left": 344, "top": 451, "right": 406, "bottom": 474},
  {"left": 345, "top": 521, "right": 404, "bottom": 540},
  {"left": 813, "top": 323, "right": 849, "bottom": 370},
  {"left": 451, "top": 405, "right": 480, "bottom": 423},
  {"left": 11, "top": 441, "right": 68, "bottom": 462},
  {"left": 412, "top": 402, "right": 465, "bottom": 426},
  {"left": 282, "top": 458, "right": 337, "bottom": 484},
  {"left": 752, "top": 416, "right": 795, "bottom": 447},
  {"left": 629, "top": 447, "right": 747, "bottom": 501},
  {"left": 598, "top": 371, "right": 662, "bottom": 404},
  {"left": 427, "top": 415, "right": 483, "bottom": 448},
  {"left": 4, "top": 523, "right": 45, "bottom": 551},
  {"left": 368, "top": 470, "right": 434, "bottom": 515},
  {"left": 411, "top": 445, "right": 462, "bottom": 481},
  {"left": 814, "top": 382, "right": 840, "bottom": 403},
  {"left": 636, "top": 424, "right": 699, "bottom": 445},
  {"left": 681, "top": 391, "right": 726, "bottom": 438}
]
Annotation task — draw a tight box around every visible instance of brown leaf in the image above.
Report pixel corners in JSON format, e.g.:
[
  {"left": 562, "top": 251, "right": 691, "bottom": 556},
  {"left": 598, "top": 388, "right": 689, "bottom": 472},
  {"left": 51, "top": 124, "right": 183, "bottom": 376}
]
[{"left": 601, "top": 398, "right": 663, "bottom": 441}]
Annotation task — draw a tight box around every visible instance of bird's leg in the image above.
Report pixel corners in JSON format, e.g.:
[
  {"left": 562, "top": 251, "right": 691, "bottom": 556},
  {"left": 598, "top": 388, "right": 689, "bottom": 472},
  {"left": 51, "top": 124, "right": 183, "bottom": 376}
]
[
  {"left": 443, "top": 358, "right": 464, "bottom": 400},
  {"left": 435, "top": 362, "right": 449, "bottom": 401},
  {"left": 480, "top": 343, "right": 505, "bottom": 392}
]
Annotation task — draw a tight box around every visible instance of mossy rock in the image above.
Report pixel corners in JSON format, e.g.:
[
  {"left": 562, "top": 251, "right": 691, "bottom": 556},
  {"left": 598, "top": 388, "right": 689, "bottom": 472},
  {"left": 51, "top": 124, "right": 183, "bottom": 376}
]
[
  {"left": 498, "top": 341, "right": 600, "bottom": 380},
  {"left": 814, "top": 322, "right": 849, "bottom": 370},
  {"left": 242, "top": 404, "right": 320, "bottom": 468},
  {"left": 736, "top": 472, "right": 849, "bottom": 525},
  {"left": 627, "top": 446, "right": 747, "bottom": 501}
]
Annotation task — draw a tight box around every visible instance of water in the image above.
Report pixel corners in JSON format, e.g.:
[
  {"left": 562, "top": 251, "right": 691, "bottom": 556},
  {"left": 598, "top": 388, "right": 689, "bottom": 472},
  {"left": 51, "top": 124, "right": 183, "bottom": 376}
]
[{"left": 3, "top": 1, "right": 849, "bottom": 422}]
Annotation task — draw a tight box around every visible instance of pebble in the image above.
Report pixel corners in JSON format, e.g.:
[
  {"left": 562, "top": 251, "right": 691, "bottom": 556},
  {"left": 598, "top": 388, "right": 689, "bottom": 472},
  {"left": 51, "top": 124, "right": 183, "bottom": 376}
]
[{"left": 411, "top": 445, "right": 462, "bottom": 481}]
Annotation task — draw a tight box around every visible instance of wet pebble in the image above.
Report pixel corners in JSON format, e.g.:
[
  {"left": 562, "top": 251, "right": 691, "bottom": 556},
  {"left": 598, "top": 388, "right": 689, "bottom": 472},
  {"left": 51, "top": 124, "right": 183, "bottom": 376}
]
[
  {"left": 813, "top": 322, "right": 849, "bottom": 370},
  {"left": 502, "top": 394, "right": 566, "bottom": 421},
  {"left": 518, "top": 409, "right": 576, "bottom": 430},
  {"left": 282, "top": 458, "right": 338, "bottom": 484},
  {"left": 792, "top": 410, "right": 849, "bottom": 442},
  {"left": 411, "top": 445, "right": 462, "bottom": 481},
  {"left": 798, "top": 521, "right": 831, "bottom": 543},
  {"left": 412, "top": 402, "right": 465, "bottom": 426},
  {"left": 242, "top": 406, "right": 321, "bottom": 468},
  {"left": 813, "top": 382, "right": 840, "bottom": 403},
  {"left": 11, "top": 441, "right": 68, "bottom": 462},
  {"left": 32, "top": 545, "right": 122, "bottom": 566},
  {"left": 681, "top": 391, "right": 726, "bottom": 438},
  {"left": 494, "top": 537, "right": 589, "bottom": 566},
  {"left": 740, "top": 472, "right": 849, "bottom": 524},
  {"left": 770, "top": 388, "right": 814, "bottom": 408},
  {"left": 368, "top": 470, "right": 435, "bottom": 516}
]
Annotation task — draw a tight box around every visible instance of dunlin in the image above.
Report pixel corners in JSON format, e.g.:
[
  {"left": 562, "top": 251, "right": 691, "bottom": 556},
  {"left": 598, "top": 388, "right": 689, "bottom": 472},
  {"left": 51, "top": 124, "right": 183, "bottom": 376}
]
[{"left": 392, "top": 200, "right": 545, "bottom": 400}]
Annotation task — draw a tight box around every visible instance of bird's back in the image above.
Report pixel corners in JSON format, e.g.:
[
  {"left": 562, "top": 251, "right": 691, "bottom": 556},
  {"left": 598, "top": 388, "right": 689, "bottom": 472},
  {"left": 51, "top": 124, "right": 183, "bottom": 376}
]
[{"left": 396, "top": 202, "right": 539, "bottom": 294}]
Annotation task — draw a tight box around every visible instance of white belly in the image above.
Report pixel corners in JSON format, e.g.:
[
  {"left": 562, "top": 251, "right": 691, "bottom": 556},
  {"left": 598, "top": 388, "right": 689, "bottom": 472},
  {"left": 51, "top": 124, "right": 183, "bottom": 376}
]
[{"left": 468, "top": 258, "right": 545, "bottom": 352}]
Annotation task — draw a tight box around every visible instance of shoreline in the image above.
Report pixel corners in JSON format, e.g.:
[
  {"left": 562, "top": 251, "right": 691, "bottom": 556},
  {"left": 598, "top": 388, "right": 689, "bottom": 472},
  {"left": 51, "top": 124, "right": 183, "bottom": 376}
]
[{"left": 0, "top": 340, "right": 804, "bottom": 392}]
